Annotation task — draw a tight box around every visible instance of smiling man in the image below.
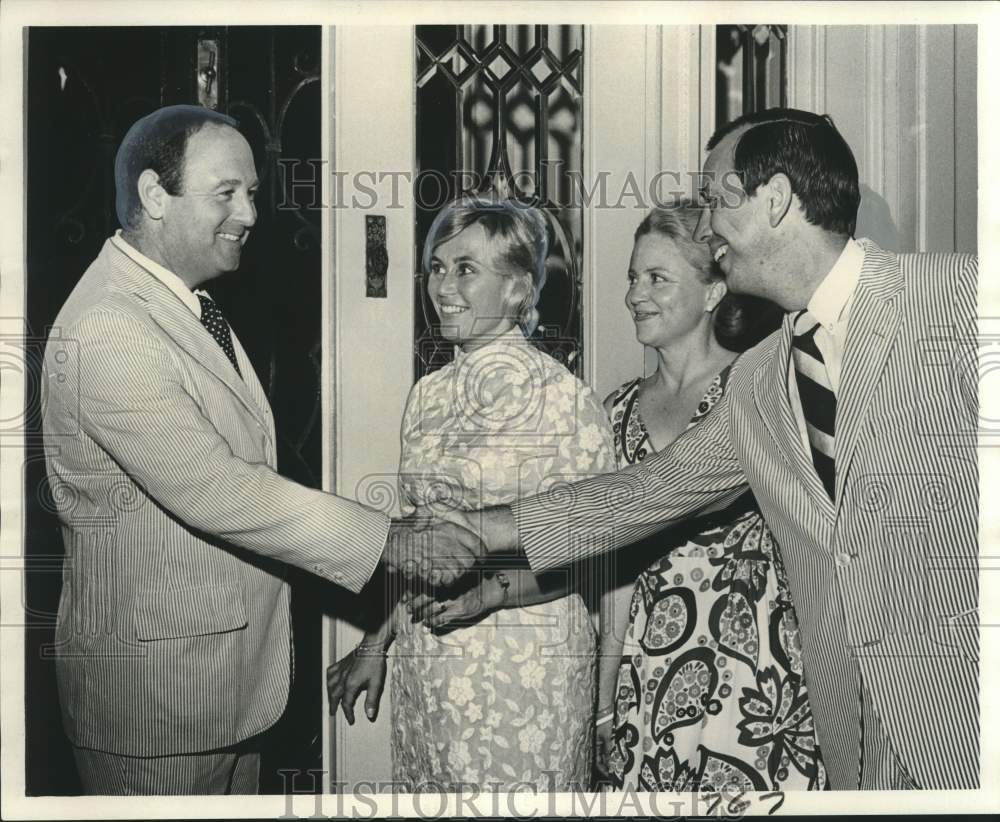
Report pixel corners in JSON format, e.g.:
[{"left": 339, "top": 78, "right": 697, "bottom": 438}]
[
  {"left": 435, "top": 108, "right": 979, "bottom": 791},
  {"left": 41, "top": 105, "right": 479, "bottom": 795}
]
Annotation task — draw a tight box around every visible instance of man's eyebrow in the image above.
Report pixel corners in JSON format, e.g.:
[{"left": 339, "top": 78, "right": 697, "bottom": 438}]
[{"left": 213, "top": 178, "right": 259, "bottom": 189}]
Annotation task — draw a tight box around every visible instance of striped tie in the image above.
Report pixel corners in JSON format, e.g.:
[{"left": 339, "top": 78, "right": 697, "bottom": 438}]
[
  {"left": 792, "top": 310, "right": 836, "bottom": 499},
  {"left": 197, "top": 293, "right": 242, "bottom": 378}
]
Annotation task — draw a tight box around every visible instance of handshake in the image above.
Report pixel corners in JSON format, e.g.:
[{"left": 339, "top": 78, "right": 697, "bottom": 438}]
[{"left": 380, "top": 505, "right": 516, "bottom": 587}]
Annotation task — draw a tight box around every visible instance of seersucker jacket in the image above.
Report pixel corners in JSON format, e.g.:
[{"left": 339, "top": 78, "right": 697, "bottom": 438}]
[
  {"left": 42, "top": 239, "right": 390, "bottom": 757},
  {"left": 512, "top": 240, "right": 979, "bottom": 790}
]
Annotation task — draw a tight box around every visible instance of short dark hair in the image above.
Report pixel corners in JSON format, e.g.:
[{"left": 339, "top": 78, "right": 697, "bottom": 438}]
[
  {"left": 114, "top": 105, "right": 239, "bottom": 230},
  {"left": 706, "top": 107, "right": 860, "bottom": 236},
  {"left": 633, "top": 202, "right": 783, "bottom": 353}
]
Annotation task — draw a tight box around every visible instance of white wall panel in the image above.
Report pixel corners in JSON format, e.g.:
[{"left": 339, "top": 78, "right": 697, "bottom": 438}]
[
  {"left": 791, "top": 24, "right": 975, "bottom": 254},
  {"left": 327, "top": 24, "right": 415, "bottom": 790}
]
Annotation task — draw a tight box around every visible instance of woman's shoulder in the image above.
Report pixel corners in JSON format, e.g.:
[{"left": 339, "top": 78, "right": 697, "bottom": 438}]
[
  {"left": 407, "top": 362, "right": 452, "bottom": 397},
  {"left": 521, "top": 342, "right": 574, "bottom": 382},
  {"left": 530, "top": 345, "right": 604, "bottom": 401},
  {"left": 603, "top": 375, "right": 643, "bottom": 409}
]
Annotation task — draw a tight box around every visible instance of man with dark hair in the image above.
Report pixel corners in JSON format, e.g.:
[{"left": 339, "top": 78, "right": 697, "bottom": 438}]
[
  {"left": 435, "top": 107, "right": 978, "bottom": 790},
  {"left": 705, "top": 108, "right": 861, "bottom": 236},
  {"left": 41, "top": 105, "right": 478, "bottom": 795}
]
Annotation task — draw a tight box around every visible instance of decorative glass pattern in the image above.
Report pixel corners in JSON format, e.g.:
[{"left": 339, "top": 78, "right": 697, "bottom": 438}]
[
  {"left": 414, "top": 25, "right": 585, "bottom": 379},
  {"left": 716, "top": 25, "right": 788, "bottom": 126}
]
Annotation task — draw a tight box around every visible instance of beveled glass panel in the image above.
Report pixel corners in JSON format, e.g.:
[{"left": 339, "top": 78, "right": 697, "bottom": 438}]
[
  {"left": 414, "top": 24, "right": 585, "bottom": 379},
  {"left": 715, "top": 24, "right": 788, "bottom": 127}
]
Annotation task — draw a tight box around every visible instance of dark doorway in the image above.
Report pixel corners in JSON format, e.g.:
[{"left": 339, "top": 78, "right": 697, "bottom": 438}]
[{"left": 24, "top": 25, "right": 324, "bottom": 795}]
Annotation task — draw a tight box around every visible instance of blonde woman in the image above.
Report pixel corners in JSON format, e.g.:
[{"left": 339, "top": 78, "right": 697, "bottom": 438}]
[
  {"left": 595, "top": 204, "right": 826, "bottom": 792},
  {"left": 328, "top": 197, "right": 613, "bottom": 790}
]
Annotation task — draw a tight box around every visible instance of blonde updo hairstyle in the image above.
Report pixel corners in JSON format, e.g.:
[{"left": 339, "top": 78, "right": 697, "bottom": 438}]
[{"left": 423, "top": 195, "right": 548, "bottom": 337}]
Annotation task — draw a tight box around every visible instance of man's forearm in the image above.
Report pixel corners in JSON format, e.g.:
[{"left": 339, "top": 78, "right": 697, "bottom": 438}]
[{"left": 475, "top": 505, "right": 521, "bottom": 556}]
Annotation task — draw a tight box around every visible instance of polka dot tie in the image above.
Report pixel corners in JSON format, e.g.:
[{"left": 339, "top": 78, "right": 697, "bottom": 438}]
[{"left": 197, "top": 293, "right": 242, "bottom": 378}]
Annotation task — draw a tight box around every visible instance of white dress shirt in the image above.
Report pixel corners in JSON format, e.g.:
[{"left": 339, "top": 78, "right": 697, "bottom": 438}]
[
  {"left": 788, "top": 238, "right": 865, "bottom": 456},
  {"left": 111, "top": 230, "right": 209, "bottom": 319}
]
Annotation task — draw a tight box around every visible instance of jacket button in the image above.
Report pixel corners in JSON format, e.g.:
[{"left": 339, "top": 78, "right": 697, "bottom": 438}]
[{"left": 835, "top": 552, "right": 853, "bottom": 568}]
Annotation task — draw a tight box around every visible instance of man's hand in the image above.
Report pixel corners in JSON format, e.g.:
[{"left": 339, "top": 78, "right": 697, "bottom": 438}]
[
  {"left": 428, "top": 505, "right": 522, "bottom": 559},
  {"left": 382, "top": 515, "right": 482, "bottom": 588}
]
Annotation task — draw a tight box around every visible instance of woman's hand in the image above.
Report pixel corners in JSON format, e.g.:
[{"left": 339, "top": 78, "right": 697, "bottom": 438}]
[
  {"left": 326, "top": 646, "right": 388, "bottom": 724},
  {"left": 403, "top": 574, "right": 506, "bottom": 633}
]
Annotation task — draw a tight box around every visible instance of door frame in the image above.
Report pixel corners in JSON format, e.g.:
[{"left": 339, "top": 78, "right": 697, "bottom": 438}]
[{"left": 321, "top": 23, "right": 712, "bottom": 788}]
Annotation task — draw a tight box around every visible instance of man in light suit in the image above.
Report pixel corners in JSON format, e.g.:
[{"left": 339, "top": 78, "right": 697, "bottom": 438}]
[
  {"left": 41, "top": 105, "right": 476, "bottom": 795},
  {"left": 436, "top": 108, "right": 979, "bottom": 790}
]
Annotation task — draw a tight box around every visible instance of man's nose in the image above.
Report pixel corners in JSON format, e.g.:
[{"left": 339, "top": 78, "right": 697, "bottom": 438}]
[
  {"left": 232, "top": 191, "right": 257, "bottom": 227},
  {"left": 693, "top": 206, "right": 712, "bottom": 242}
]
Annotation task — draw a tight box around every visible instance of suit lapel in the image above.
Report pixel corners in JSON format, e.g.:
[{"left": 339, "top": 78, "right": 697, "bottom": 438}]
[
  {"left": 230, "top": 332, "right": 276, "bottom": 442},
  {"left": 835, "top": 241, "right": 903, "bottom": 505},
  {"left": 753, "top": 314, "right": 835, "bottom": 515},
  {"left": 105, "top": 242, "right": 273, "bottom": 437}
]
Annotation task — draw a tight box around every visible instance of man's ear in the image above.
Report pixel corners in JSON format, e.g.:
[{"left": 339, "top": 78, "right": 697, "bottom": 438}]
[
  {"left": 765, "top": 172, "right": 794, "bottom": 228},
  {"left": 136, "top": 169, "right": 168, "bottom": 221}
]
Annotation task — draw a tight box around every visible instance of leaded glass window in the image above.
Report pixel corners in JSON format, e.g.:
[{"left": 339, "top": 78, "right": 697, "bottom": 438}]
[
  {"left": 413, "top": 25, "right": 584, "bottom": 378},
  {"left": 716, "top": 25, "right": 788, "bottom": 126}
]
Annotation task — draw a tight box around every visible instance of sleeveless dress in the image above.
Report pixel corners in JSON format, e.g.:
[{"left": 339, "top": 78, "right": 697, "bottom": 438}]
[
  {"left": 390, "top": 328, "right": 615, "bottom": 790},
  {"left": 606, "top": 368, "right": 827, "bottom": 792}
]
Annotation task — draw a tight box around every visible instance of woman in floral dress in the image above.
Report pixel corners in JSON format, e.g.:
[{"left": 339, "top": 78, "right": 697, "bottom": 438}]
[
  {"left": 595, "top": 204, "right": 827, "bottom": 792},
  {"left": 327, "top": 196, "right": 614, "bottom": 790}
]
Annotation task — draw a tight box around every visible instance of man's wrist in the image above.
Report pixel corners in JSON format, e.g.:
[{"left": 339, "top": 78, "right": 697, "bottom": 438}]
[{"left": 479, "top": 505, "right": 520, "bottom": 557}]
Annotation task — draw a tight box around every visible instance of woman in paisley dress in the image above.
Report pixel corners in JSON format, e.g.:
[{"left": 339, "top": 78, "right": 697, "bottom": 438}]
[
  {"left": 327, "top": 196, "right": 614, "bottom": 790},
  {"left": 594, "top": 204, "right": 827, "bottom": 792}
]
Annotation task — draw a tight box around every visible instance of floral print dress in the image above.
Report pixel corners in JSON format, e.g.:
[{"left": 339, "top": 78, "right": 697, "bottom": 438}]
[
  {"left": 391, "top": 328, "right": 614, "bottom": 790},
  {"left": 606, "top": 368, "right": 827, "bottom": 792}
]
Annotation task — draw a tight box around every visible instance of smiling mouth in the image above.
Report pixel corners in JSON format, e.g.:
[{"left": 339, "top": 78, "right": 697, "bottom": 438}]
[
  {"left": 632, "top": 311, "right": 658, "bottom": 321},
  {"left": 218, "top": 232, "right": 247, "bottom": 244},
  {"left": 438, "top": 305, "right": 468, "bottom": 315},
  {"left": 713, "top": 244, "right": 729, "bottom": 262}
]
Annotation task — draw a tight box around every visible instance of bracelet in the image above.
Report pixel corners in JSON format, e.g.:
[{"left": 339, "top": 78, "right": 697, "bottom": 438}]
[
  {"left": 494, "top": 571, "right": 511, "bottom": 607},
  {"left": 595, "top": 708, "right": 615, "bottom": 727},
  {"left": 356, "top": 640, "right": 389, "bottom": 657}
]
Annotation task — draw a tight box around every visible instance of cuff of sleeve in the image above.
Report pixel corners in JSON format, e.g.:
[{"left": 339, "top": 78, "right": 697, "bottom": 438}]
[
  {"left": 310, "top": 508, "right": 391, "bottom": 594},
  {"left": 510, "top": 496, "right": 560, "bottom": 574}
]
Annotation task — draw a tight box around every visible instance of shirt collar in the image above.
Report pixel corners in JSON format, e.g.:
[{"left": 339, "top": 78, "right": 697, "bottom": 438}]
[
  {"left": 807, "top": 237, "right": 864, "bottom": 329},
  {"left": 111, "top": 230, "right": 205, "bottom": 318}
]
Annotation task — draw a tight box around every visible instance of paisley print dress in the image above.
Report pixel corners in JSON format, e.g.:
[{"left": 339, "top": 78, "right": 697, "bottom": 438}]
[
  {"left": 391, "top": 328, "right": 615, "bottom": 790},
  {"left": 606, "top": 368, "right": 827, "bottom": 792}
]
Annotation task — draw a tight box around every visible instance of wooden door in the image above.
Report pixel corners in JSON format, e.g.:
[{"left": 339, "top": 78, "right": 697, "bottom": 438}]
[{"left": 24, "top": 24, "right": 324, "bottom": 795}]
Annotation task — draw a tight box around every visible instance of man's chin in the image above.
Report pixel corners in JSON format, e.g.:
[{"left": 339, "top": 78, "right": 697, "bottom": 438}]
[{"left": 215, "top": 251, "right": 243, "bottom": 272}]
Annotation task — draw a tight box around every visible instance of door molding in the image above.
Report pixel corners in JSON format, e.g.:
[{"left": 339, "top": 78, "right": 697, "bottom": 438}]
[{"left": 326, "top": 24, "right": 416, "bottom": 790}]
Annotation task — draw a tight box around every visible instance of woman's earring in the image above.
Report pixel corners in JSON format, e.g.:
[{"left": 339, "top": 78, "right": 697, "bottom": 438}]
[{"left": 707, "top": 282, "right": 726, "bottom": 312}]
